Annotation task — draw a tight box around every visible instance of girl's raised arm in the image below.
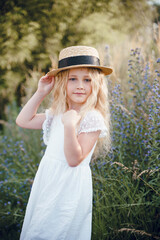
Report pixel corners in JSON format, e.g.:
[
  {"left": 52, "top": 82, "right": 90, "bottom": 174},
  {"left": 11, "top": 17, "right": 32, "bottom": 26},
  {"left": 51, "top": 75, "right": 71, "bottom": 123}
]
[{"left": 16, "top": 75, "right": 54, "bottom": 129}]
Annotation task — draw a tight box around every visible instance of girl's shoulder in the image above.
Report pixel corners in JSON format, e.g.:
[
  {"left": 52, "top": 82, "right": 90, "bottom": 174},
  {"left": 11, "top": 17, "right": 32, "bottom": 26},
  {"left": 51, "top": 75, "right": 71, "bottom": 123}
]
[
  {"left": 78, "top": 109, "right": 107, "bottom": 138},
  {"left": 83, "top": 109, "right": 104, "bottom": 120}
]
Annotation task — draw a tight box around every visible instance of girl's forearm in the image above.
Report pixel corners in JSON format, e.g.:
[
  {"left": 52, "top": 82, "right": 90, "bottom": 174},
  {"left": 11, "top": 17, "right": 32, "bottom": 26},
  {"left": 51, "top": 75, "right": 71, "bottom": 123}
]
[
  {"left": 63, "top": 125, "right": 83, "bottom": 167},
  {"left": 16, "top": 90, "right": 46, "bottom": 128}
]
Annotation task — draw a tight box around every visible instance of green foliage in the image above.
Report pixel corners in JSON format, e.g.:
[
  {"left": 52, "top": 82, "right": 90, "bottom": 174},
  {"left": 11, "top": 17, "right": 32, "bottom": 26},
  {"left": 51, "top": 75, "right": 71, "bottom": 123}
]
[
  {"left": 90, "top": 49, "right": 160, "bottom": 239},
  {"left": 0, "top": 8, "right": 40, "bottom": 68},
  {"left": 91, "top": 160, "right": 160, "bottom": 240},
  {"left": 0, "top": 116, "right": 44, "bottom": 239}
]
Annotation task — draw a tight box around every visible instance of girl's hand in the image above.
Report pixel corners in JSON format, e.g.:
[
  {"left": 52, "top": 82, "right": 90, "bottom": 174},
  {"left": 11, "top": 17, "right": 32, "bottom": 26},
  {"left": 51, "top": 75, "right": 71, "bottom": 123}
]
[
  {"left": 62, "top": 110, "right": 81, "bottom": 128},
  {"left": 37, "top": 75, "right": 55, "bottom": 96}
]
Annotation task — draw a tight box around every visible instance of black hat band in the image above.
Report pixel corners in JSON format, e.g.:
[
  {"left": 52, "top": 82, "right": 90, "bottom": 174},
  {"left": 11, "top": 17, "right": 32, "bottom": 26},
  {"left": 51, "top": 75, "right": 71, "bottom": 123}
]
[{"left": 58, "top": 55, "right": 100, "bottom": 69}]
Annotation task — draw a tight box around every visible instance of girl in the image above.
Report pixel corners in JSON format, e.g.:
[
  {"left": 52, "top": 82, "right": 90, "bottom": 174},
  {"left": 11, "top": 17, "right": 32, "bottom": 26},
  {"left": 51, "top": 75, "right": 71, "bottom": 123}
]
[{"left": 16, "top": 46, "right": 113, "bottom": 240}]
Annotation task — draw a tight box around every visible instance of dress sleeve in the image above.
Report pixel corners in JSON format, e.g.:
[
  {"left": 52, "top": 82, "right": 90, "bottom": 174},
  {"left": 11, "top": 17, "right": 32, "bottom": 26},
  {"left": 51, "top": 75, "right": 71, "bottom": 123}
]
[
  {"left": 78, "top": 110, "right": 108, "bottom": 138},
  {"left": 42, "top": 109, "right": 54, "bottom": 145}
]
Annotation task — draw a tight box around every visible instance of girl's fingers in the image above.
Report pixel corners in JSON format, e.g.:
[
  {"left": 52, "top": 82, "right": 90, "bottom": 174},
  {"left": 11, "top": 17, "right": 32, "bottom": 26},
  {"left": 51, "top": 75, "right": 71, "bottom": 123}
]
[
  {"left": 41, "top": 75, "right": 49, "bottom": 80},
  {"left": 41, "top": 75, "right": 54, "bottom": 80},
  {"left": 40, "top": 76, "right": 53, "bottom": 83}
]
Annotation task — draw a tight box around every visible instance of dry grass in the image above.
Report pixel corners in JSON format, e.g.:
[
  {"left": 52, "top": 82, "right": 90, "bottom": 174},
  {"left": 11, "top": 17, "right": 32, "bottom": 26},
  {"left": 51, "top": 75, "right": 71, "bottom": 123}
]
[{"left": 118, "top": 228, "right": 160, "bottom": 239}]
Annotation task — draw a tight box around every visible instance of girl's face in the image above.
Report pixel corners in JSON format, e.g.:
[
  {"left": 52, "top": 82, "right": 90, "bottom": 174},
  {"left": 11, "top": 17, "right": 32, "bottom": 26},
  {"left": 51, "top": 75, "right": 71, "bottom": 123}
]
[{"left": 66, "top": 68, "right": 92, "bottom": 111}]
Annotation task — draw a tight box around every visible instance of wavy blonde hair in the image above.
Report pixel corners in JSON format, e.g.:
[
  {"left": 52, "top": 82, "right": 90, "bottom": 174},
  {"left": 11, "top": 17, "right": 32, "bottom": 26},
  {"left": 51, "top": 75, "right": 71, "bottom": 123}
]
[{"left": 51, "top": 68, "right": 112, "bottom": 157}]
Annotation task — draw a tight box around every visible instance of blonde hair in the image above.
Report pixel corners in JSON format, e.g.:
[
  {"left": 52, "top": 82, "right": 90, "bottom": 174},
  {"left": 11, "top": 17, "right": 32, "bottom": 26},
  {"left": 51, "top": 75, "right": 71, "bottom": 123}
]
[{"left": 51, "top": 68, "right": 112, "bottom": 157}]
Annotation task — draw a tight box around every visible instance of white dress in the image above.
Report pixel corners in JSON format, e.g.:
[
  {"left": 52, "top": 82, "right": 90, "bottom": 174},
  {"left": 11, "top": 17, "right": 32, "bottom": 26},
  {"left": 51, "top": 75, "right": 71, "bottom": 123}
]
[{"left": 20, "top": 109, "right": 107, "bottom": 240}]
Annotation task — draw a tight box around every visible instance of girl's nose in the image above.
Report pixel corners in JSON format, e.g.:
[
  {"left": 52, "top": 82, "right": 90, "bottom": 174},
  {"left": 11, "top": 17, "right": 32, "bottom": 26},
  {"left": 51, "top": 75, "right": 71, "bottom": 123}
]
[{"left": 77, "top": 80, "right": 84, "bottom": 89}]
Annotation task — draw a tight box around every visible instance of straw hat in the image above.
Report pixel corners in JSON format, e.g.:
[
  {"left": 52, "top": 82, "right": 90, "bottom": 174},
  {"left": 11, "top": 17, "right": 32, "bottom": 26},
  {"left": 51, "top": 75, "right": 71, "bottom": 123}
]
[{"left": 47, "top": 46, "right": 113, "bottom": 76}]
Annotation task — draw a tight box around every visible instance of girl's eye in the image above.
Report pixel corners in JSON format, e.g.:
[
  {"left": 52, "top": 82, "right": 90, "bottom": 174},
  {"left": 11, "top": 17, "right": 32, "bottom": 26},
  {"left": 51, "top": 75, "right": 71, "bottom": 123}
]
[
  {"left": 69, "top": 78, "right": 76, "bottom": 81},
  {"left": 84, "top": 78, "right": 91, "bottom": 82}
]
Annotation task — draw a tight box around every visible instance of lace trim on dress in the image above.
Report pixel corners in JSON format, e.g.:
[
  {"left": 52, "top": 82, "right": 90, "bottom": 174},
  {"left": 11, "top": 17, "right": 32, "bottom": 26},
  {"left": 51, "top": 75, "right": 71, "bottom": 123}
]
[
  {"left": 42, "top": 109, "right": 54, "bottom": 145},
  {"left": 78, "top": 110, "right": 107, "bottom": 138}
]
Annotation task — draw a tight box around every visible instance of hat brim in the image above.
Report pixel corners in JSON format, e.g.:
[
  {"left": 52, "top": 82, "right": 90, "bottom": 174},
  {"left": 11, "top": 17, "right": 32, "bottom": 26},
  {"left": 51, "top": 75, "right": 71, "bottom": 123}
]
[{"left": 47, "top": 64, "right": 113, "bottom": 77}]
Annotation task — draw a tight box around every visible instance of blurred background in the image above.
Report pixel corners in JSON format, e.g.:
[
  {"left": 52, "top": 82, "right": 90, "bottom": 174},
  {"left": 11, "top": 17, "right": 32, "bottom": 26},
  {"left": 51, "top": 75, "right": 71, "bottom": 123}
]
[
  {"left": 0, "top": 0, "right": 159, "bottom": 121},
  {"left": 0, "top": 0, "right": 160, "bottom": 239}
]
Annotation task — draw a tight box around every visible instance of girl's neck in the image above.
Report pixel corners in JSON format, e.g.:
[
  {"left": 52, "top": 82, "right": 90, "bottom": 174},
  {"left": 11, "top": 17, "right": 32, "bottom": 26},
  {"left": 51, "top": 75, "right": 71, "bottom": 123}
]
[
  {"left": 67, "top": 103, "right": 82, "bottom": 113},
  {"left": 67, "top": 106, "right": 81, "bottom": 113}
]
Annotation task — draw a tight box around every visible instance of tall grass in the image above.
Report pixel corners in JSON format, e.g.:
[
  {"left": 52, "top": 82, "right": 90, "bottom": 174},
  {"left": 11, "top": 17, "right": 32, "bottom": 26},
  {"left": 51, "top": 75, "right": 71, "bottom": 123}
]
[
  {"left": 0, "top": 105, "right": 45, "bottom": 239},
  {"left": 91, "top": 49, "right": 160, "bottom": 240},
  {"left": 0, "top": 49, "right": 159, "bottom": 239}
]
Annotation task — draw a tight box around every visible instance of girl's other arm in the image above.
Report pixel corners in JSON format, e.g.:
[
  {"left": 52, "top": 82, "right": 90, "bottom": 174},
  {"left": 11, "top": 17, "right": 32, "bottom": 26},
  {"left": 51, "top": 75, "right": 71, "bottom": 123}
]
[
  {"left": 16, "top": 75, "right": 54, "bottom": 129},
  {"left": 62, "top": 110, "right": 100, "bottom": 167}
]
